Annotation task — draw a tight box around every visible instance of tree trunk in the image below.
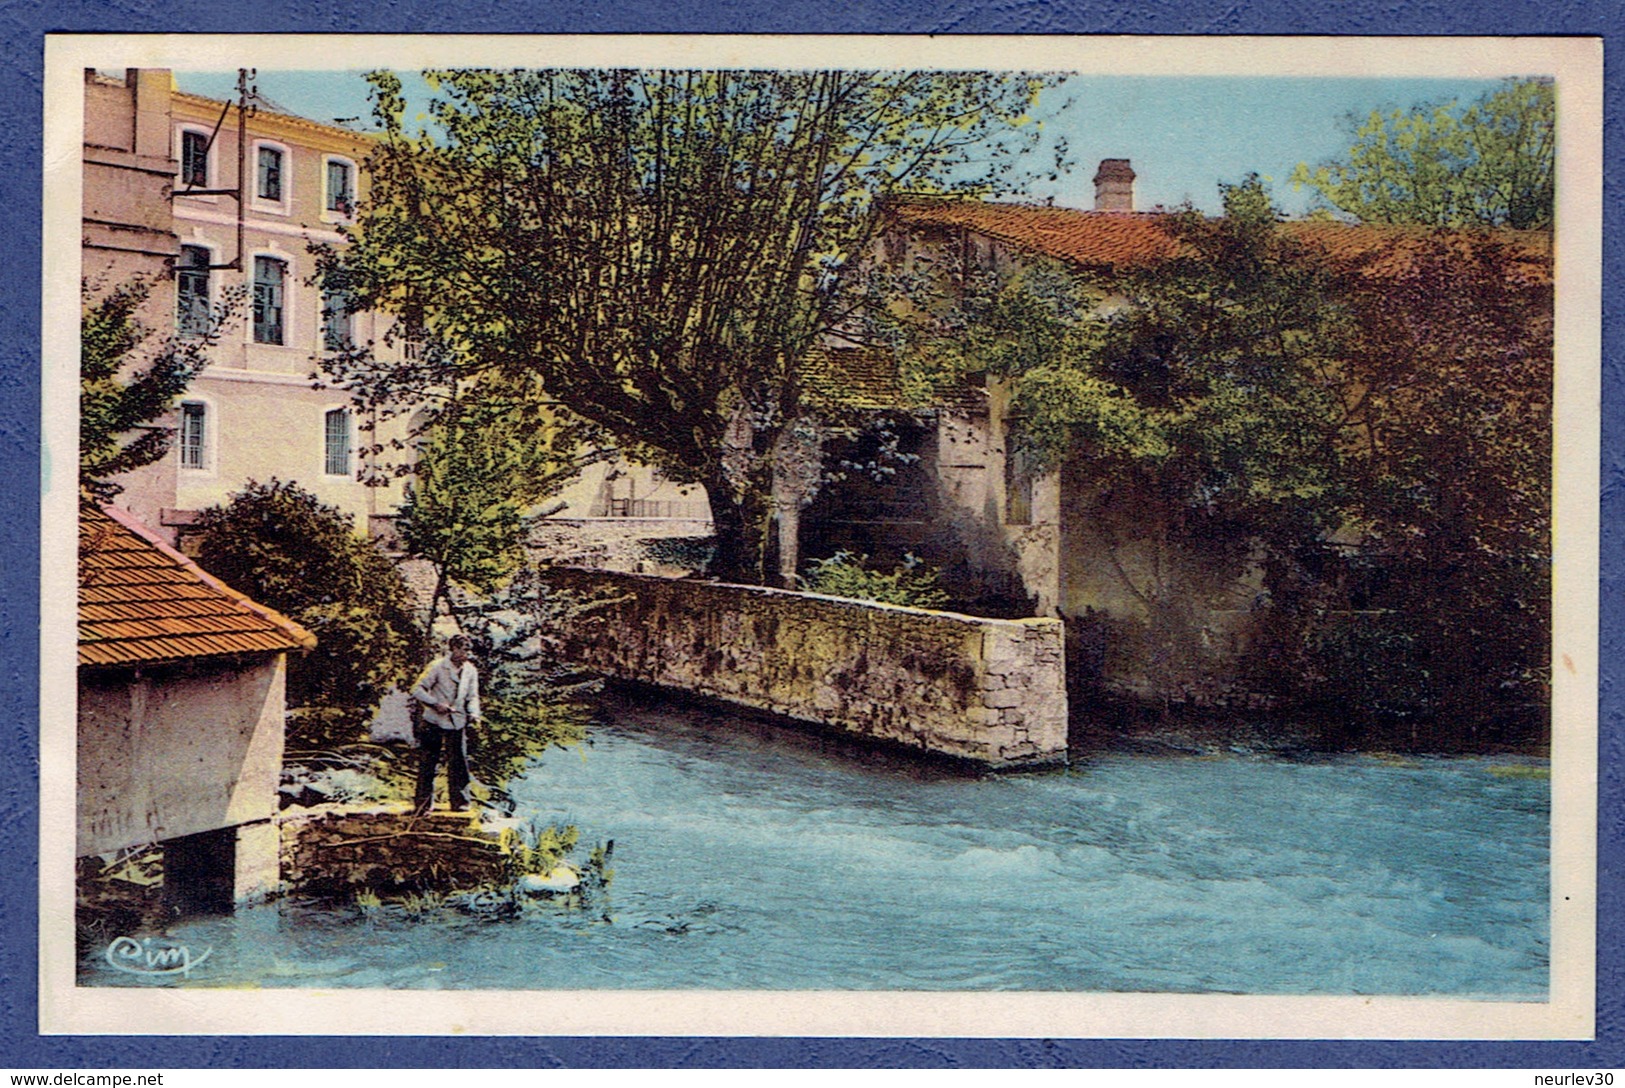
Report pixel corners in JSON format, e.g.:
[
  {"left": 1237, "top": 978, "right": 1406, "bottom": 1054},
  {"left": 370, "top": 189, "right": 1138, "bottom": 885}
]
[{"left": 705, "top": 475, "right": 771, "bottom": 585}]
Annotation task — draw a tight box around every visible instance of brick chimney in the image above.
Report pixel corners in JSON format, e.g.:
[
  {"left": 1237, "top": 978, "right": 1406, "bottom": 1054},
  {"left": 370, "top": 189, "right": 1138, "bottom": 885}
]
[{"left": 1093, "top": 158, "right": 1135, "bottom": 212}]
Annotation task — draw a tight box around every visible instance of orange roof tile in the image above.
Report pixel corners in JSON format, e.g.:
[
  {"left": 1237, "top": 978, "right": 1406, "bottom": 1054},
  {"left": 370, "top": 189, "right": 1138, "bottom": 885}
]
[
  {"left": 79, "top": 505, "right": 316, "bottom": 668},
  {"left": 1285, "top": 220, "right": 1552, "bottom": 285},
  {"left": 887, "top": 200, "right": 1182, "bottom": 270},
  {"left": 885, "top": 199, "right": 1552, "bottom": 284}
]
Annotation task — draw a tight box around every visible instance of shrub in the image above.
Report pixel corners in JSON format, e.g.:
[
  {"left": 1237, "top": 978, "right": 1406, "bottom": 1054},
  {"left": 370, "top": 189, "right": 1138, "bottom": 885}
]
[
  {"left": 191, "top": 479, "right": 424, "bottom": 733},
  {"left": 799, "top": 551, "right": 951, "bottom": 609}
]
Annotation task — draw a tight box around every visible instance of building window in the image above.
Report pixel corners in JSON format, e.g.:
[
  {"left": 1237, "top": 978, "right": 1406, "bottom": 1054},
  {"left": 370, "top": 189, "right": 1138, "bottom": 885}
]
[
  {"left": 176, "top": 245, "right": 211, "bottom": 338},
  {"left": 324, "top": 408, "right": 352, "bottom": 477},
  {"left": 252, "top": 256, "right": 286, "bottom": 345},
  {"left": 179, "top": 401, "right": 206, "bottom": 470},
  {"left": 1005, "top": 438, "right": 1034, "bottom": 526},
  {"left": 322, "top": 285, "right": 352, "bottom": 352},
  {"left": 257, "top": 146, "right": 283, "bottom": 201},
  {"left": 180, "top": 130, "right": 209, "bottom": 188},
  {"left": 325, "top": 160, "right": 354, "bottom": 215}
]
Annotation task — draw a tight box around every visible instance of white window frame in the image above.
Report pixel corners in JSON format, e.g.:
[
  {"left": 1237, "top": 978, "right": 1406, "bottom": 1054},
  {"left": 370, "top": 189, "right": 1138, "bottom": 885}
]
[
  {"left": 175, "top": 124, "right": 219, "bottom": 199},
  {"left": 249, "top": 249, "right": 294, "bottom": 347},
  {"left": 175, "top": 242, "right": 214, "bottom": 339},
  {"left": 322, "top": 404, "right": 354, "bottom": 478},
  {"left": 250, "top": 139, "right": 292, "bottom": 216},
  {"left": 321, "top": 155, "right": 357, "bottom": 223},
  {"left": 319, "top": 279, "right": 355, "bottom": 353},
  {"left": 176, "top": 397, "right": 215, "bottom": 474}
]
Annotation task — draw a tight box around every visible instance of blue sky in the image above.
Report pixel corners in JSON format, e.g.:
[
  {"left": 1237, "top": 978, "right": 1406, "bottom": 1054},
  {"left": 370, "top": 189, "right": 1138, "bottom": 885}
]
[{"left": 174, "top": 69, "right": 1509, "bottom": 217}]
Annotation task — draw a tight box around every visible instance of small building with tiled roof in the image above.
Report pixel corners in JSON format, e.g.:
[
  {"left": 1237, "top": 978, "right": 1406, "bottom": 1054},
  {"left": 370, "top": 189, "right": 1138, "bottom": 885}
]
[
  {"left": 78, "top": 504, "right": 313, "bottom": 907},
  {"left": 813, "top": 161, "right": 1556, "bottom": 700}
]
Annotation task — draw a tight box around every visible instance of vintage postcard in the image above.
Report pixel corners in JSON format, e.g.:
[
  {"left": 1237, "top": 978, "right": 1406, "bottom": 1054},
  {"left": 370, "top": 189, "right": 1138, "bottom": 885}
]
[{"left": 40, "top": 33, "right": 1601, "bottom": 1039}]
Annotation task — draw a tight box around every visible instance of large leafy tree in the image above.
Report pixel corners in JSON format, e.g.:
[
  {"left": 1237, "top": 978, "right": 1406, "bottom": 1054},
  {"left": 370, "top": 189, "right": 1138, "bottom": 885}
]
[
  {"left": 80, "top": 279, "right": 241, "bottom": 503},
  {"left": 1327, "top": 230, "right": 1552, "bottom": 732},
  {"left": 1291, "top": 78, "right": 1555, "bottom": 230},
  {"left": 321, "top": 67, "right": 1052, "bottom": 583}
]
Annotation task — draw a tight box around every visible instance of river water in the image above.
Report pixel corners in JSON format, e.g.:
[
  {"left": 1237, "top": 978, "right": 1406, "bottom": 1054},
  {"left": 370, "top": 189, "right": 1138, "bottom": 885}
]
[{"left": 81, "top": 693, "right": 1549, "bottom": 997}]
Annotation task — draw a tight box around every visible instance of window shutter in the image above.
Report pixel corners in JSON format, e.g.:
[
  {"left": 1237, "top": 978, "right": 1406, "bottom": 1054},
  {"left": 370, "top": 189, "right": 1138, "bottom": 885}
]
[
  {"left": 177, "top": 246, "right": 210, "bottom": 338},
  {"left": 253, "top": 257, "right": 286, "bottom": 344}
]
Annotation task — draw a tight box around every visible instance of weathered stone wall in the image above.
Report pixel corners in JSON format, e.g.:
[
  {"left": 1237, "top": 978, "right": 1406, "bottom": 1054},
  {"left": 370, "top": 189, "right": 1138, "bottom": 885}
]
[
  {"left": 537, "top": 568, "right": 1068, "bottom": 767},
  {"left": 278, "top": 805, "right": 511, "bottom": 898},
  {"left": 530, "top": 517, "right": 713, "bottom": 575}
]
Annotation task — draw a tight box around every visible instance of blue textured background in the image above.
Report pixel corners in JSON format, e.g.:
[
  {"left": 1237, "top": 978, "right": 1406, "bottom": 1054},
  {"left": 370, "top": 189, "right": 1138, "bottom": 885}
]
[{"left": 6, "top": 2, "right": 1619, "bottom": 1069}]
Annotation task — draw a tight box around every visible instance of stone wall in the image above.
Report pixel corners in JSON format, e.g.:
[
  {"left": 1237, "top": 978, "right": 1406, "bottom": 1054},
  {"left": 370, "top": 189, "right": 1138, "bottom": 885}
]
[
  {"left": 537, "top": 568, "right": 1068, "bottom": 767},
  {"left": 278, "top": 805, "right": 512, "bottom": 898},
  {"left": 530, "top": 517, "right": 713, "bottom": 575}
]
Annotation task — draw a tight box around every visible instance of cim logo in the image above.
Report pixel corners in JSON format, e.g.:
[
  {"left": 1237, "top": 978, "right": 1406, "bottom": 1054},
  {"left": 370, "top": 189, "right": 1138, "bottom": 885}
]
[{"left": 104, "top": 935, "right": 211, "bottom": 978}]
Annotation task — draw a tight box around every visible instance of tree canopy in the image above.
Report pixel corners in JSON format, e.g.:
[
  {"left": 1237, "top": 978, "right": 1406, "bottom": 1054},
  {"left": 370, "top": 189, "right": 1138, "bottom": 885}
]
[
  {"left": 322, "top": 67, "right": 1054, "bottom": 583},
  {"left": 1290, "top": 78, "right": 1555, "bottom": 230},
  {"left": 80, "top": 279, "right": 241, "bottom": 503},
  {"left": 396, "top": 381, "right": 599, "bottom": 632}
]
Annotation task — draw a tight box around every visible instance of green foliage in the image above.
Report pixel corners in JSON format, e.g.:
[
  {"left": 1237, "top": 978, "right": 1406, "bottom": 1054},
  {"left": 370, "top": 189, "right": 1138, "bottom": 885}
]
[
  {"left": 1291, "top": 78, "right": 1554, "bottom": 229},
  {"left": 504, "top": 816, "right": 579, "bottom": 882},
  {"left": 638, "top": 535, "right": 716, "bottom": 572},
  {"left": 352, "top": 889, "right": 383, "bottom": 921},
  {"left": 192, "top": 480, "right": 425, "bottom": 731},
  {"left": 895, "top": 172, "right": 1551, "bottom": 733},
  {"left": 323, "top": 67, "right": 1057, "bottom": 583},
  {"left": 800, "top": 550, "right": 951, "bottom": 609},
  {"left": 470, "top": 697, "right": 587, "bottom": 796},
  {"left": 80, "top": 279, "right": 241, "bottom": 503},
  {"left": 397, "top": 385, "right": 597, "bottom": 629},
  {"left": 1010, "top": 180, "right": 1350, "bottom": 586}
]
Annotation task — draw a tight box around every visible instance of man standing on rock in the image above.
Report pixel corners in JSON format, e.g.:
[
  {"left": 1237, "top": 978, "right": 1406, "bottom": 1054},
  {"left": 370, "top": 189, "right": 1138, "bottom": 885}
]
[{"left": 411, "top": 633, "right": 483, "bottom": 813}]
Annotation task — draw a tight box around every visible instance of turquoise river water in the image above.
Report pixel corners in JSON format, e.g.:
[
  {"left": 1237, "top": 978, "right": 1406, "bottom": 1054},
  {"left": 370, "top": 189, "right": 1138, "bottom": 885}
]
[{"left": 80, "top": 693, "right": 1549, "bottom": 996}]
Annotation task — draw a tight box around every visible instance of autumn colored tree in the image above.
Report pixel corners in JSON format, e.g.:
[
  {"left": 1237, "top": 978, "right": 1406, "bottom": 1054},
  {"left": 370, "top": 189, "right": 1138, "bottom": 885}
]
[
  {"left": 1291, "top": 78, "right": 1554, "bottom": 230},
  {"left": 320, "top": 68, "right": 1053, "bottom": 584},
  {"left": 1326, "top": 230, "right": 1552, "bottom": 734}
]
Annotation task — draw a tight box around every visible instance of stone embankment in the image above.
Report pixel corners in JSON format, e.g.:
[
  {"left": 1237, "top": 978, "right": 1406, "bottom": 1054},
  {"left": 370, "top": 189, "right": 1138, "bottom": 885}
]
[
  {"left": 279, "top": 804, "right": 579, "bottom": 899},
  {"left": 536, "top": 568, "right": 1068, "bottom": 768}
]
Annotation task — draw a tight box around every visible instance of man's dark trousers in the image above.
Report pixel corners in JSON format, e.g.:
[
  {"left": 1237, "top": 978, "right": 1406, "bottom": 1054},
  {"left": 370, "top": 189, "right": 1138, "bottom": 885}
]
[{"left": 415, "top": 725, "right": 470, "bottom": 811}]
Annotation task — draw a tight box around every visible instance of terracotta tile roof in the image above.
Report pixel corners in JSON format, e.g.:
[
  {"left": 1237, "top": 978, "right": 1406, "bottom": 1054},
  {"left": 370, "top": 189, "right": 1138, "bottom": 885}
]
[
  {"left": 800, "top": 345, "right": 908, "bottom": 411},
  {"left": 885, "top": 199, "right": 1552, "bottom": 283},
  {"left": 79, "top": 505, "right": 316, "bottom": 669},
  {"left": 887, "top": 200, "right": 1182, "bottom": 270},
  {"left": 1285, "top": 220, "right": 1553, "bottom": 285}
]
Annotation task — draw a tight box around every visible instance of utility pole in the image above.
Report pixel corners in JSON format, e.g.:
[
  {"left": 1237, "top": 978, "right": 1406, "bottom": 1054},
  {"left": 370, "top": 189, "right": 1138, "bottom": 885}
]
[{"left": 171, "top": 66, "right": 255, "bottom": 273}]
